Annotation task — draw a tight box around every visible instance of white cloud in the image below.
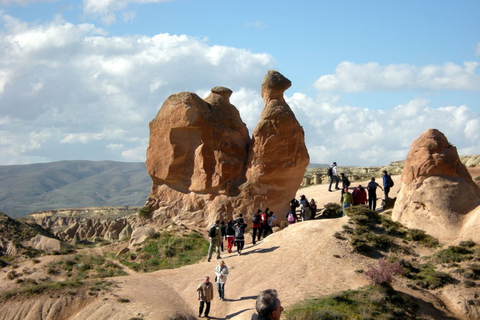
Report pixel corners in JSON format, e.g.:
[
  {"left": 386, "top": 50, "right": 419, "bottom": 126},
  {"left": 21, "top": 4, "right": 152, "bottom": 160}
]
[
  {"left": 287, "top": 94, "right": 480, "bottom": 166},
  {"left": 314, "top": 61, "right": 480, "bottom": 93},
  {"left": 82, "top": 0, "right": 175, "bottom": 24},
  {"left": 0, "top": 13, "right": 274, "bottom": 164}
]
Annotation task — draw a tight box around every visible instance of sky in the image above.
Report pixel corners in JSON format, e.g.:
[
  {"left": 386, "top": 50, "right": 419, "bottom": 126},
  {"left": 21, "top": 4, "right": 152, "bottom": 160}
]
[{"left": 0, "top": 0, "right": 479, "bottom": 167}]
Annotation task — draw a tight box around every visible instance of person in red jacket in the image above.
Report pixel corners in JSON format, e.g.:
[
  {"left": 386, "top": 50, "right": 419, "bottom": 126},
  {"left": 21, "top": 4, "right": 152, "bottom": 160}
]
[
  {"left": 252, "top": 209, "right": 262, "bottom": 245},
  {"left": 353, "top": 185, "right": 367, "bottom": 206}
]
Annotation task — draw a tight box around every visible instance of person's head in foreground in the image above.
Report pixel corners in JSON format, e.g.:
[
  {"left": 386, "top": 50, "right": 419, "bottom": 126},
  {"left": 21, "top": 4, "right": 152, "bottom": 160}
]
[{"left": 254, "top": 289, "right": 283, "bottom": 320}]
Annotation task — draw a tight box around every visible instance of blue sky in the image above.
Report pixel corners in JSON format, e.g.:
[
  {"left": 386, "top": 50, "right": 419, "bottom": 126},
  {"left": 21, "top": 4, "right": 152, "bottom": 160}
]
[{"left": 0, "top": 0, "right": 479, "bottom": 166}]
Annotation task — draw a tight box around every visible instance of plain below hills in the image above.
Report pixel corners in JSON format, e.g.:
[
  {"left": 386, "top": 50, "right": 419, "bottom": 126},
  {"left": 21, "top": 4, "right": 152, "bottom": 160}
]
[{"left": 0, "top": 160, "right": 151, "bottom": 218}]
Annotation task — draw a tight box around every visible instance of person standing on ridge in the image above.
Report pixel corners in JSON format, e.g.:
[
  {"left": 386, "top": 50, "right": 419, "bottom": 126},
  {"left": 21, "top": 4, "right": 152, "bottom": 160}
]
[
  {"left": 341, "top": 187, "right": 354, "bottom": 216},
  {"left": 382, "top": 170, "right": 394, "bottom": 200},
  {"left": 328, "top": 162, "right": 339, "bottom": 192},
  {"left": 367, "top": 177, "right": 383, "bottom": 211}
]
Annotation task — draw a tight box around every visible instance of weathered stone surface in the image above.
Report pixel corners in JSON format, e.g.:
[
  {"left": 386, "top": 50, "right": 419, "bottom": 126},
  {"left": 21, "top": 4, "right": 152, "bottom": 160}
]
[
  {"left": 22, "top": 235, "right": 70, "bottom": 253},
  {"left": 392, "top": 129, "right": 480, "bottom": 242},
  {"left": 129, "top": 226, "right": 156, "bottom": 247},
  {"left": 145, "top": 71, "right": 309, "bottom": 228},
  {"left": 146, "top": 87, "right": 250, "bottom": 195}
]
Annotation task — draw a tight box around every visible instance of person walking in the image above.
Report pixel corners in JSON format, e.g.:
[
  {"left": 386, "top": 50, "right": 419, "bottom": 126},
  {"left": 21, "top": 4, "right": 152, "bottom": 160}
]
[
  {"left": 328, "top": 162, "right": 340, "bottom": 192},
  {"left": 197, "top": 276, "right": 214, "bottom": 318},
  {"left": 251, "top": 209, "right": 262, "bottom": 244},
  {"left": 207, "top": 220, "right": 222, "bottom": 262},
  {"left": 234, "top": 220, "right": 246, "bottom": 255},
  {"left": 219, "top": 221, "right": 226, "bottom": 252},
  {"left": 264, "top": 211, "right": 276, "bottom": 236},
  {"left": 367, "top": 177, "right": 383, "bottom": 211},
  {"left": 225, "top": 220, "right": 235, "bottom": 253},
  {"left": 214, "top": 260, "right": 229, "bottom": 301}
]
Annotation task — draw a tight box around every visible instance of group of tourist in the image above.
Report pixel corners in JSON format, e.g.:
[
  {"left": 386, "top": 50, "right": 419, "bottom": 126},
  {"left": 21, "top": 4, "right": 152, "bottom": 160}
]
[
  {"left": 207, "top": 208, "right": 278, "bottom": 262},
  {"left": 197, "top": 164, "right": 396, "bottom": 319},
  {"left": 287, "top": 195, "right": 317, "bottom": 223},
  {"left": 339, "top": 167, "right": 394, "bottom": 215},
  {"left": 251, "top": 208, "right": 277, "bottom": 245},
  {"left": 197, "top": 270, "right": 282, "bottom": 320}
]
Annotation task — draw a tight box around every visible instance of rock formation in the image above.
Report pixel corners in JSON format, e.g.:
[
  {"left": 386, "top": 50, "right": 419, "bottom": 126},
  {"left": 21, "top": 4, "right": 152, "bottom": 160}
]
[
  {"left": 145, "top": 71, "right": 309, "bottom": 228},
  {"left": 392, "top": 129, "right": 480, "bottom": 242}
]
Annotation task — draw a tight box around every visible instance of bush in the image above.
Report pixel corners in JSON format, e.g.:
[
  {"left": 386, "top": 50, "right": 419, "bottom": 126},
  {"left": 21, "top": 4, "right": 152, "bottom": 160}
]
[
  {"left": 138, "top": 205, "right": 151, "bottom": 219},
  {"left": 406, "top": 229, "right": 438, "bottom": 247},
  {"left": 434, "top": 245, "right": 473, "bottom": 263},
  {"left": 411, "top": 264, "right": 453, "bottom": 289},
  {"left": 322, "top": 203, "right": 342, "bottom": 218},
  {"left": 365, "top": 258, "right": 403, "bottom": 286},
  {"left": 459, "top": 239, "right": 476, "bottom": 248}
]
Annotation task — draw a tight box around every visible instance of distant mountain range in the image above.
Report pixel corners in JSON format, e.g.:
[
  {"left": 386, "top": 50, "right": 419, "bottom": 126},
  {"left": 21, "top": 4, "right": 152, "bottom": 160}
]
[
  {"left": 0, "top": 161, "right": 151, "bottom": 218},
  {"left": 2, "top": 157, "right": 478, "bottom": 219}
]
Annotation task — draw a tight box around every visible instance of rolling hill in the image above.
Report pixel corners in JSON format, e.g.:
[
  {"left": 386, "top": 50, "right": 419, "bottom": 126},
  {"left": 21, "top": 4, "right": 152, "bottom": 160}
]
[{"left": 0, "top": 160, "right": 151, "bottom": 218}]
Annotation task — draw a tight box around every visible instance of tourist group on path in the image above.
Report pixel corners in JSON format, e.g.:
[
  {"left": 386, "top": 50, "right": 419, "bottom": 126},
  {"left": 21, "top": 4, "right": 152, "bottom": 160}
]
[
  {"left": 327, "top": 161, "right": 394, "bottom": 215},
  {"left": 198, "top": 161, "right": 394, "bottom": 318}
]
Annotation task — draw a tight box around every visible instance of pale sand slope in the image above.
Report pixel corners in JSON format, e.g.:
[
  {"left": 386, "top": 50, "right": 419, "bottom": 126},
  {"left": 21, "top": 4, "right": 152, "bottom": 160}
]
[
  {"left": 108, "top": 217, "right": 370, "bottom": 320},
  {"left": 84, "top": 177, "right": 403, "bottom": 319}
]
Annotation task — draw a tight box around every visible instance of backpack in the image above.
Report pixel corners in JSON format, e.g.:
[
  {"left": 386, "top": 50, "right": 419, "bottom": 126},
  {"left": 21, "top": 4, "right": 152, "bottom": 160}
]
[
  {"left": 388, "top": 176, "right": 394, "bottom": 187},
  {"left": 234, "top": 225, "right": 245, "bottom": 239},
  {"left": 208, "top": 225, "right": 217, "bottom": 238},
  {"left": 344, "top": 177, "right": 350, "bottom": 187},
  {"left": 287, "top": 212, "right": 295, "bottom": 223},
  {"left": 327, "top": 167, "right": 333, "bottom": 176},
  {"left": 290, "top": 199, "right": 300, "bottom": 208},
  {"left": 252, "top": 214, "right": 259, "bottom": 224}
]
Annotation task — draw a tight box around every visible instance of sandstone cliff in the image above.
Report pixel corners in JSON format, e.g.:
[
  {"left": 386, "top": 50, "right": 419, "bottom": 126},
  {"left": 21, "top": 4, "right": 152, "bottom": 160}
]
[
  {"left": 392, "top": 129, "right": 480, "bottom": 243},
  {"left": 145, "top": 71, "right": 309, "bottom": 228}
]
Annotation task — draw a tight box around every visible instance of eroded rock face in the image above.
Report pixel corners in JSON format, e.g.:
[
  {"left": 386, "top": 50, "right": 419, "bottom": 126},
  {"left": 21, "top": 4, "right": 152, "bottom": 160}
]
[
  {"left": 145, "top": 71, "right": 309, "bottom": 227},
  {"left": 392, "top": 129, "right": 480, "bottom": 242}
]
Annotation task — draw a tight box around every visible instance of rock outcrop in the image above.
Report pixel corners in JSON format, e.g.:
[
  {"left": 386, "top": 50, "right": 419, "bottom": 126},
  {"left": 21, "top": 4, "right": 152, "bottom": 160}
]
[
  {"left": 145, "top": 71, "right": 309, "bottom": 227},
  {"left": 29, "top": 207, "right": 138, "bottom": 243},
  {"left": 392, "top": 129, "right": 480, "bottom": 242}
]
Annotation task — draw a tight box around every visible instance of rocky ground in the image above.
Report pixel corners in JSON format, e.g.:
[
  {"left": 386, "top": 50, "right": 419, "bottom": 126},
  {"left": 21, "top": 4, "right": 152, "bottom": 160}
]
[{"left": 1, "top": 172, "right": 479, "bottom": 319}]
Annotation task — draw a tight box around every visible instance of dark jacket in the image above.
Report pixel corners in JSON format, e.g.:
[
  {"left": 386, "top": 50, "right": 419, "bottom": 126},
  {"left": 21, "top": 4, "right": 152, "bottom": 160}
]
[{"left": 251, "top": 313, "right": 268, "bottom": 320}]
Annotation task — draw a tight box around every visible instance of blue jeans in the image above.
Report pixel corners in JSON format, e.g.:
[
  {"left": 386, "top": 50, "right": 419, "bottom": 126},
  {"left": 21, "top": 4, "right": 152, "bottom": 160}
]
[
  {"left": 342, "top": 203, "right": 351, "bottom": 216},
  {"left": 217, "top": 282, "right": 225, "bottom": 299},
  {"left": 329, "top": 175, "right": 339, "bottom": 191}
]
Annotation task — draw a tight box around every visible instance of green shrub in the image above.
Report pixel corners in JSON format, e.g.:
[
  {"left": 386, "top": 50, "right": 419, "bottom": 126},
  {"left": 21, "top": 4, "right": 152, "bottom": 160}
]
[
  {"left": 285, "top": 285, "right": 421, "bottom": 320},
  {"left": 322, "top": 203, "right": 342, "bottom": 218},
  {"left": 406, "top": 229, "right": 439, "bottom": 247},
  {"left": 411, "top": 264, "right": 453, "bottom": 289},
  {"left": 434, "top": 245, "right": 473, "bottom": 263},
  {"left": 138, "top": 205, "right": 151, "bottom": 219},
  {"left": 118, "top": 230, "right": 208, "bottom": 273},
  {"left": 459, "top": 239, "right": 476, "bottom": 248}
]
